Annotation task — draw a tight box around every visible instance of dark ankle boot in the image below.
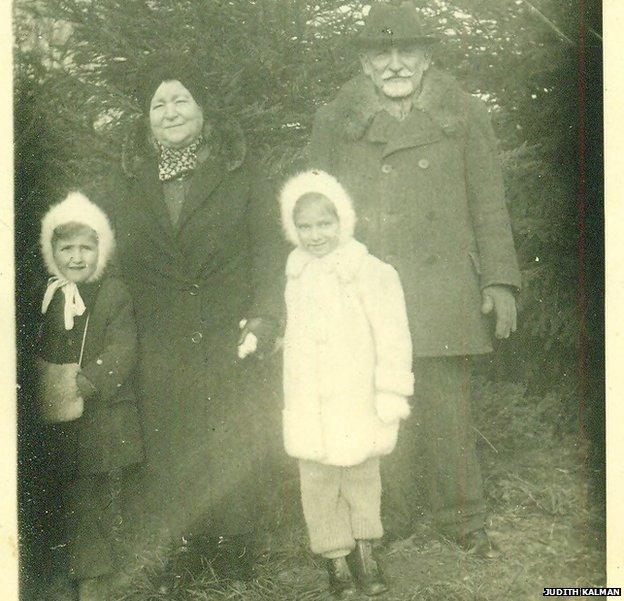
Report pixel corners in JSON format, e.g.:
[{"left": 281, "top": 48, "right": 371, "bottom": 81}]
[
  {"left": 326, "top": 556, "right": 357, "bottom": 598},
  {"left": 347, "top": 540, "right": 387, "bottom": 596}
]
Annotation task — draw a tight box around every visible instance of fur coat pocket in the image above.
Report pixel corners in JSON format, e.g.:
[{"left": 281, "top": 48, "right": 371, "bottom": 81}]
[{"left": 283, "top": 407, "right": 326, "bottom": 463}]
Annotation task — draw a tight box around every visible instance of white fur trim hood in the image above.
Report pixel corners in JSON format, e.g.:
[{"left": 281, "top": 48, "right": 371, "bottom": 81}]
[
  {"left": 279, "top": 169, "right": 356, "bottom": 246},
  {"left": 40, "top": 191, "right": 115, "bottom": 282}
]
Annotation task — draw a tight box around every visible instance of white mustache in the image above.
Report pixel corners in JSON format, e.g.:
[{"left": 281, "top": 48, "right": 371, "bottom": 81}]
[{"left": 382, "top": 71, "right": 415, "bottom": 81}]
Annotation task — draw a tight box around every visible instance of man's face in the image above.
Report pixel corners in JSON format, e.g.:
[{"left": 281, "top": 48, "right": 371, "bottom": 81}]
[{"left": 360, "top": 44, "right": 431, "bottom": 100}]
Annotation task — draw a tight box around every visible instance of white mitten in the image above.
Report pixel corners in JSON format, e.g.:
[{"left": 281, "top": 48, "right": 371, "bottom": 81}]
[
  {"left": 375, "top": 391, "right": 411, "bottom": 424},
  {"left": 237, "top": 319, "right": 258, "bottom": 359}
]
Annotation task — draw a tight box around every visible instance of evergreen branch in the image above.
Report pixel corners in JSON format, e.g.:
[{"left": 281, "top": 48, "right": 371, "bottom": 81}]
[
  {"left": 519, "top": 0, "right": 575, "bottom": 46},
  {"left": 587, "top": 27, "right": 602, "bottom": 43}
]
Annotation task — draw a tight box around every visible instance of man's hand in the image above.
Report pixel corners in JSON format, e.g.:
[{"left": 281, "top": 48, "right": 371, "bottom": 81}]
[{"left": 481, "top": 285, "right": 517, "bottom": 339}]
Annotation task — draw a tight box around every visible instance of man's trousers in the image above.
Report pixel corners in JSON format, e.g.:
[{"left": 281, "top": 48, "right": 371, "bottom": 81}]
[{"left": 382, "top": 356, "right": 486, "bottom": 538}]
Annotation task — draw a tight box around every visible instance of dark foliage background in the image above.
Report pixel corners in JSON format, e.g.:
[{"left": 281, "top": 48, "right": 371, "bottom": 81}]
[
  {"left": 14, "top": 0, "right": 602, "bottom": 395},
  {"left": 13, "top": 0, "right": 603, "bottom": 591}
]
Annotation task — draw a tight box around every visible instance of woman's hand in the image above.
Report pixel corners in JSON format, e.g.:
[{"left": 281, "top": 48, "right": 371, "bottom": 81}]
[{"left": 238, "top": 317, "right": 279, "bottom": 359}]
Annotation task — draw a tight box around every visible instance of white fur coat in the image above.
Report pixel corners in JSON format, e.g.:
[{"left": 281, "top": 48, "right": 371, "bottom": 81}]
[{"left": 282, "top": 239, "right": 414, "bottom": 467}]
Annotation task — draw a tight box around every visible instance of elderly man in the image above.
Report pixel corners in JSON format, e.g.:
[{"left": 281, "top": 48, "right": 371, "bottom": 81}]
[{"left": 307, "top": 2, "right": 521, "bottom": 558}]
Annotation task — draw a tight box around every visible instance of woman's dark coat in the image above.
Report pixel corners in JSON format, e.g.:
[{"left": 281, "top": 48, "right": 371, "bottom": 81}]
[
  {"left": 100, "top": 120, "right": 285, "bottom": 548},
  {"left": 307, "top": 69, "right": 521, "bottom": 356}
]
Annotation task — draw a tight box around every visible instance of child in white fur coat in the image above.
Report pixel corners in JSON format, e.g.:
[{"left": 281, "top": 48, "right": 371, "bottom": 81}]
[{"left": 280, "top": 169, "right": 414, "bottom": 597}]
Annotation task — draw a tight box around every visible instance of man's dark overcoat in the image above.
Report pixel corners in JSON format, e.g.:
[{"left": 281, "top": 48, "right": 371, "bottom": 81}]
[{"left": 307, "top": 69, "right": 521, "bottom": 356}]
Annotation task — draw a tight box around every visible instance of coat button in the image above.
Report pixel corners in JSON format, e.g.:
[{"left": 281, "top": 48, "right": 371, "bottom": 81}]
[
  {"left": 381, "top": 164, "right": 393, "bottom": 174},
  {"left": 191, "top": 331, "right": 203, "bottom": 343},
  {"left": 189, "top": 284, "right": 200, "bottom": 296},
  {"left": 381, "top": 212, "right": 398, "bottom": 223},
  {"left": 418, "top": 158, "right": 430, "bottom": 169},
  {"left": 426, "top": 210, "right": 436, "bottom": 220}
]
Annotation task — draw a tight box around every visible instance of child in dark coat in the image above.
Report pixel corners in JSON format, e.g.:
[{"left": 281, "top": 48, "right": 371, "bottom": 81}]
[{"left": 36, "top": 191, "right": 143, "bottom": 601}]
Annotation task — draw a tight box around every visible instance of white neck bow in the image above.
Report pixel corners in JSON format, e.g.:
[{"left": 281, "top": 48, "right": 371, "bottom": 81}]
[{"left": 41, "top": 277, "right": 86, "bottom": 330}]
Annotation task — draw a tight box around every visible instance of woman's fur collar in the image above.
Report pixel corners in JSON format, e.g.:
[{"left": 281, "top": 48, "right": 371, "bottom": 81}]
[
  {"left": 40, "top": 191, "right": 115, "bottom": 282},
  {"left": 121, "top": 116, "right": 247, "bottom": 178},
  {"left": 327, "top": 68, "right": 467, "bottom": 141}
]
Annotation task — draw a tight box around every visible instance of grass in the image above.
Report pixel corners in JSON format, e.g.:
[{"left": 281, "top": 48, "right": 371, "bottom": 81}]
[
  {"left": 79, "top": 380, "right": 607, "bottom": 600},
  {"left": 109, "top": 379, "right": 604, "bottom": 601}
]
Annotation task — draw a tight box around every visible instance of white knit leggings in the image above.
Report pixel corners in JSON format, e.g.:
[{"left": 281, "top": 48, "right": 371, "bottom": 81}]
[{"left": 298, "top": 457, "right": 383, "bottom": 558}]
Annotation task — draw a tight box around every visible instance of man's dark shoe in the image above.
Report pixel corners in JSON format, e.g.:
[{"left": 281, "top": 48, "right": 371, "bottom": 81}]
[
  {"left": 346, "top": 540, "right": 388, "bottom": 596},
  {"left": 156, "top": 539, "right": 211, "bottom": 596},
  {"left": 157, "top": 533, "right": 256, "bottom": 594},
  {"left": 457, "top": 528, "right": 500, "bottom": 560},
  {"left": 213, "top": 534, "right": 256, "bottom": 582},
  {"left": 326, "top": 556, "right": 357, "bottom": 598}
]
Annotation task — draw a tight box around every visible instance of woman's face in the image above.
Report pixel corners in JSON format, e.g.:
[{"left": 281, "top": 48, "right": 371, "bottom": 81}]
[{"left": 149, "top": 80, "right": 204, "bottom": 148}]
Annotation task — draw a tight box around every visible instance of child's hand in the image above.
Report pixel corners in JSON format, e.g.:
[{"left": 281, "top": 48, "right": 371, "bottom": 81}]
[
  {"left": 76, "top": 372, "right": 97, "bottom": 399},
  {"left": 375, "top": 392, "right": 411, "bottom": 424}
]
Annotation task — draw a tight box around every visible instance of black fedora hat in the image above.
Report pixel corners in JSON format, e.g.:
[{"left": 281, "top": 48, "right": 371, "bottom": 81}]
[{"left": 356, "top": 2, "right": 438, "bottom": 47}]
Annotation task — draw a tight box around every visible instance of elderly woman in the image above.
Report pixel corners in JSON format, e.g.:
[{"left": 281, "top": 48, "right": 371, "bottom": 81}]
[{"left": 100, "top": 52, "right": 284, "bottom": 585}]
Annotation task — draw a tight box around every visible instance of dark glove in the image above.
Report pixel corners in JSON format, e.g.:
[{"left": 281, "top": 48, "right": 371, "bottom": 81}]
[{"left": 76, "top": 371, "right": 97, "bottom": 399}]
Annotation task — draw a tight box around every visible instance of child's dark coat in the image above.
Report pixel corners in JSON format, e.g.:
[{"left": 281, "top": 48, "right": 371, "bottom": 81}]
[
  {"left": 36, "top": 192, "right": 143, "bottom": 581},
  {"left": 42, "top": 275, "right": 144, "bottom": 477}
]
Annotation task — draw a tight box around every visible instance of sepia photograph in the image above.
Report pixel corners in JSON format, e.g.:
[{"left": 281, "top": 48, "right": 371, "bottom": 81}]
[{"left": 11, "top": 1, "right": 605, "bottom": 599}]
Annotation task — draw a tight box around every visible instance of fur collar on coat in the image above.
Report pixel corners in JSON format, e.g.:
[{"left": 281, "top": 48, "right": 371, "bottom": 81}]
[
  {"left": 40, "top": 191, "right": 115, "bottom": 283},
  {"left": 286, "top": 238, "right": 368, "bottom": 283},
  {"left": 326, "top": 68, "right": 468, "bottom": 141},
  {"left": 121, "top": 116, "right": 247, "bottom": 178}
]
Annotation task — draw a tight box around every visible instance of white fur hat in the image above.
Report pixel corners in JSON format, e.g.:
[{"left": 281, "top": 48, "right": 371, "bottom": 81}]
[
  {"left": 40, "top": 191, "right": 115, "bottom": 282},
  {"left": 279, "top": 169, "right": 356, "bottom": 246}
]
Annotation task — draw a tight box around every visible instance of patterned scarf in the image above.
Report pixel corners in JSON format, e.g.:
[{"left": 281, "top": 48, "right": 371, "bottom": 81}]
[{"left": 157, "top": 135, "right": 204, "bottom": 181}]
